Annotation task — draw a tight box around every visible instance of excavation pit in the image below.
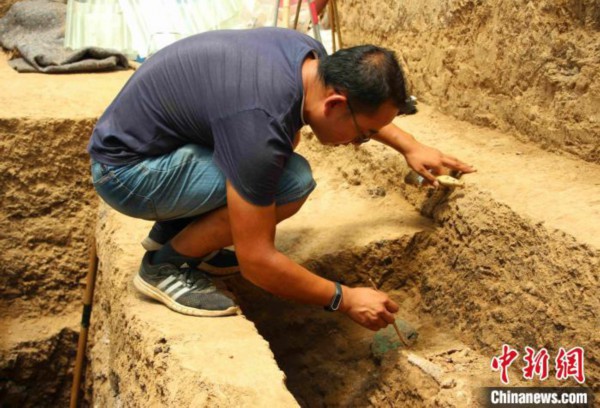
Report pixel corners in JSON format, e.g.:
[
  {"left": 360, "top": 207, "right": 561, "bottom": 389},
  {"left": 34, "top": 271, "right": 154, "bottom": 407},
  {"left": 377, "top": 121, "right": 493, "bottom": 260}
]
[
  {"left": 2, "top": 114, "right": 598, "bottom": 407},
  {"left": 229, "top": 134, "right": 599, "bottom": 406}
]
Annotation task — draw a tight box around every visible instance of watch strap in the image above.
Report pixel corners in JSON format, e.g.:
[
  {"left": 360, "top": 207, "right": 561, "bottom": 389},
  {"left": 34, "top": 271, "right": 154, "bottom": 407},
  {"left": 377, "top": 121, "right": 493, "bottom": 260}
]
[{"left": 324, "top": 281, "right": 343, "bottom": 312}]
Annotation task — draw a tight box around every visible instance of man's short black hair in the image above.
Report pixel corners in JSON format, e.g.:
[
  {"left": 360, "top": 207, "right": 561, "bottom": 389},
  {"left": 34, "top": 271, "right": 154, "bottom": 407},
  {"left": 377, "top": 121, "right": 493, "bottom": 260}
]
[{"left": 317, "top": 45, "right": 415, "bottom": 115}]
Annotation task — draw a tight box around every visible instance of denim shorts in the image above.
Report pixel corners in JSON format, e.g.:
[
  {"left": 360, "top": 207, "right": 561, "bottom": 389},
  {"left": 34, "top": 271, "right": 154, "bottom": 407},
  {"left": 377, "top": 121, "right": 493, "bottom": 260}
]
[{"left": 90, "top": 144, "right": 316, "bottom": 221}]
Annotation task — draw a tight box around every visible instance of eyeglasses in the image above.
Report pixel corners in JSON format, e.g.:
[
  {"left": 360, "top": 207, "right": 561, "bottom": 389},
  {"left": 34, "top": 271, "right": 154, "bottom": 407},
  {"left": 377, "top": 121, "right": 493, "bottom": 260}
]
[{"left": 346, "top": 99, "right": 372, "bottom": 145}]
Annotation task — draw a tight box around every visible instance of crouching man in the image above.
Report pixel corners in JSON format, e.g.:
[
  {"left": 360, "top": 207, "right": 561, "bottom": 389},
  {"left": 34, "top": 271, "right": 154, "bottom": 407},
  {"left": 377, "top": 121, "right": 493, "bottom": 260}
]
[{"left": 88, "top": 28, "right": 473, "bottom": 331}]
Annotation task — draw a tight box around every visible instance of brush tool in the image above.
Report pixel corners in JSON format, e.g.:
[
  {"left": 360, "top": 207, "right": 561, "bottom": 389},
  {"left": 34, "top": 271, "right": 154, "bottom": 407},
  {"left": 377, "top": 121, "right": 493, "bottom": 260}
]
[
  {"left": 404, "top": 171, "right": 465, "bottom": 188},
  {"left": 436, "top": 175, "right": 464, "bottom": 188}
]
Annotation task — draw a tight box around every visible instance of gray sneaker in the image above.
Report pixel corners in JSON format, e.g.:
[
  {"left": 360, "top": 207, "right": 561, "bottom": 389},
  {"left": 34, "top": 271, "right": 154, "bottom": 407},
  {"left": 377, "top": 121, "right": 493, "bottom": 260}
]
[{"left": 133, "top": 252, "right": 239, "bottom": 317}]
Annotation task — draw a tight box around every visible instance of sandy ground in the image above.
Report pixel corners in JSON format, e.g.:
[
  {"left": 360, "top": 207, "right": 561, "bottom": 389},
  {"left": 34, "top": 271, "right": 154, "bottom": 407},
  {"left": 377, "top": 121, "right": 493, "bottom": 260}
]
[
  {"left": 276, "top": 172, "right": 433, "bottom": 263},
  {"left": 0, "top": 53, "right": 132, "bottom": 119}
]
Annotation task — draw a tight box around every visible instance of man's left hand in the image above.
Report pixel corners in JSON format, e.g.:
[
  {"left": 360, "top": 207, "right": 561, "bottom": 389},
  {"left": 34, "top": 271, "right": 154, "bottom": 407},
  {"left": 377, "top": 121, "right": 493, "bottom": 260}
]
[
  {"left": 373, "top": 123, "right": 476, "bottom": 187},
  {"left": 404, "top": 142, "right": 475, "bottom": 186}
]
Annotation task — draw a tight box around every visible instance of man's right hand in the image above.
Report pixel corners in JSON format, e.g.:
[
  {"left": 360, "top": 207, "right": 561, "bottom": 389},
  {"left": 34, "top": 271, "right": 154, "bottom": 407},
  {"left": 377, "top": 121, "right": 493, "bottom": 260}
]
[
  {"left": 340, "top": 286, "right": 399, "bottom": 331},
  {"left": 226, "top": 182, "right": 400, "bottom": 328}
]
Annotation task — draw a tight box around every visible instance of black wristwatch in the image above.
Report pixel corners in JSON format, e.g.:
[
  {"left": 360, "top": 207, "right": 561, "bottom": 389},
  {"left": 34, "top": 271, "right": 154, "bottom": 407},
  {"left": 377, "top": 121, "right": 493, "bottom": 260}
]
[{"left": 324, "top": 281, "right": 343, "bottom": 312}]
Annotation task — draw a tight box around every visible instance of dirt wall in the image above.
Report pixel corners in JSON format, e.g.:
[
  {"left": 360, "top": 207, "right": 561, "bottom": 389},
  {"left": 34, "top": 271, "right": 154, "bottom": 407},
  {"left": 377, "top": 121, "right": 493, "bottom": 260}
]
[
  {"left": 0, "top": 118, "right": 96, "bottom": 318},
  {"left": 0, "top": 117, "right": 96, "bottom": 407},
  {"left": 337, "top": 0, "right": 600, "bottom": 163}
]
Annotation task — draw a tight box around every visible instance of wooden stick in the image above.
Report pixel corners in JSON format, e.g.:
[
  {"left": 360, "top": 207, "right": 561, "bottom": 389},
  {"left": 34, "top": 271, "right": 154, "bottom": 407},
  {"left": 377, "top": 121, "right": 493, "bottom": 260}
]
[
  {"left": 293, "top": 0, "right": 303, "bottom": 30},
  {"left": 328, "top": 0, "right": 336, "bottom": 52},
  {"left": 70, "top": 236, "right": 99, "bottom": 408},
  {"left": 331, "top": 0, "right": 342, "bottom": 48},
  {"left": 273, "top": 0, "right": 280, "bottom": 27},
  {"left": 368, "top": 278, "right": 410, "bottom": 347}
]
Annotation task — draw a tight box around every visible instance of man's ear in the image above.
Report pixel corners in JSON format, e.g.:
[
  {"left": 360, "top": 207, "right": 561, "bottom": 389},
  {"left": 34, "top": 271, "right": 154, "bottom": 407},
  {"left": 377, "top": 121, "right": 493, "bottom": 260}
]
[{"left": 323, "top": 93, "right": 347, "bottom": 116}]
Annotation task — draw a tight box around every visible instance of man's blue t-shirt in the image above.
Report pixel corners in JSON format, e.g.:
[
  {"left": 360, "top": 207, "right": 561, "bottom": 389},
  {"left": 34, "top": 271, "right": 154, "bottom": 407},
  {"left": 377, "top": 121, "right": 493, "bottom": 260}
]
[{"left": 88, "top": 28, "right": 326, "bottom": 206}]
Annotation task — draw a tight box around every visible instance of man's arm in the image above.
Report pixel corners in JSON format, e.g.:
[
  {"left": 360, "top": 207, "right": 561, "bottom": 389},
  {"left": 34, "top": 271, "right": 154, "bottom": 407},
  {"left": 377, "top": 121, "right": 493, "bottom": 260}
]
[
  {"left": 373, "top": 122, "right": 475, "bottom": 185},
  {"left": 226, "top": 181, "right": 399, "bottom": 331}
]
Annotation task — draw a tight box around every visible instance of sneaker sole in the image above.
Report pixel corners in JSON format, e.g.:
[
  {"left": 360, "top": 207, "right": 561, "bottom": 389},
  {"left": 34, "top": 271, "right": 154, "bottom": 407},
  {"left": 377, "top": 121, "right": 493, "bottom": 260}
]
[{"left": 133, "top": 274, "right": 239, "bottom": 317}]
